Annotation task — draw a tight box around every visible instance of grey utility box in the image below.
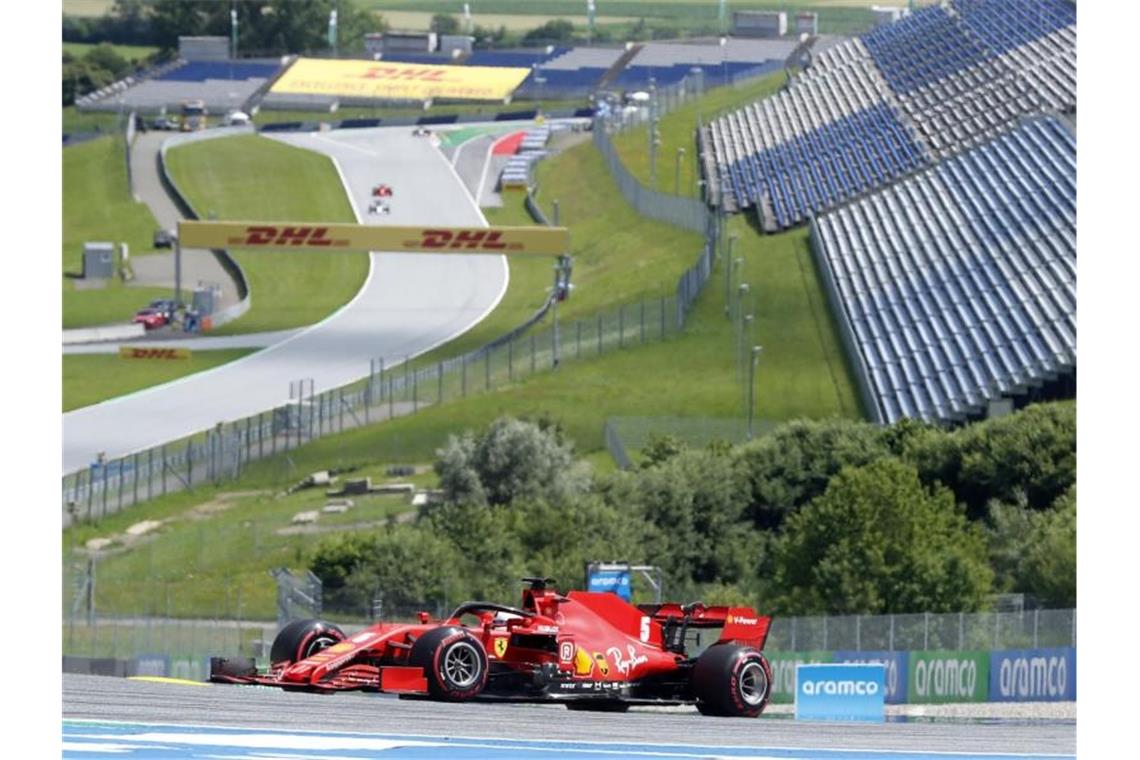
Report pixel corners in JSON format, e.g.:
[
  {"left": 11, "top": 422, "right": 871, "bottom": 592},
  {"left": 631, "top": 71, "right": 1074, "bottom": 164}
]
[
  {"left": 82, "top": 242, "right": 115, "bottom": 280},
  {"left": 192, "top": 285, "right": 220, "bottom": 316}
]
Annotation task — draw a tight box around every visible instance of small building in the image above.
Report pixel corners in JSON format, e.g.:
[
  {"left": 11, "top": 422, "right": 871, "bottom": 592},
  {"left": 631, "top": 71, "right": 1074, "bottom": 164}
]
[
  {"left": 178, "top": 36, "right": 230, "bottom": 61},
  {"left": 733, "top": 11, "right": 788, "bottom": 38},
  {"left": 871, "top": 6, "right": 909, "bottom": 27},
  {"left": 440, "top": 35, "right": 474, "bottom": 58},
  {"left": 82, "top": 242, "right": 115, "bottom": 280},
  {"left": 796, "top": 12, "right": 819, "bottom": 36},
  {"left": 378, "top": 31, "right": 438, "bottom": 55}
]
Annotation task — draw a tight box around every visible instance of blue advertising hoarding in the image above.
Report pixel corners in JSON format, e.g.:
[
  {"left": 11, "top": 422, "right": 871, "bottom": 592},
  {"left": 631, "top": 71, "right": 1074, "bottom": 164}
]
[
  {"left": 988, "top": 647, "right": 1076, "bottom": 702},
  {"left": 833, "top": 650, "right": 908, "bottom": 704},
  {"left": 795, "top": 663, "right": 885, "bottom": 722},
  {"left": 586, "top": 568, "right": 631, "bottom": 601}
]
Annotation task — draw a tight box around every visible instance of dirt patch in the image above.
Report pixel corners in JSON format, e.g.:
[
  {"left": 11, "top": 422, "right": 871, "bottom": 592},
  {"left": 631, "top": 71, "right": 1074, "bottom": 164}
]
[{"left": 186, "top": 491, "right": 269, "bottom": 520}]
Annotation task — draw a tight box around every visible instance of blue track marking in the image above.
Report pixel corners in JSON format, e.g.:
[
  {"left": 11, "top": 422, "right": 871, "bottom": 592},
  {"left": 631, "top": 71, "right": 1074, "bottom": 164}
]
[{"left": 63, "top": 721, "right": 1076, "bottom": 760}]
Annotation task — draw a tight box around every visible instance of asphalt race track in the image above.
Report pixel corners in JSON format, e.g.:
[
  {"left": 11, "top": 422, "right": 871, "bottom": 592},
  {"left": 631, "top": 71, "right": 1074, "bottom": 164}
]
[
  {"left": 62, "top": 127, "right": 507, "bottom": 473},
  {"left": 62, "top": 674, "right": 1075, "bottom": 759}
]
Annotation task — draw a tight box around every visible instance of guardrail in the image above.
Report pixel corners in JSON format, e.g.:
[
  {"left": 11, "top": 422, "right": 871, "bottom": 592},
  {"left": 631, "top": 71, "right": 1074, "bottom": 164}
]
[
  {"left": 62, "top": 118, "right": 721, "bottom": 523},
  {"left": 157, "top": 127, "right": 252, "bottom": 325}
]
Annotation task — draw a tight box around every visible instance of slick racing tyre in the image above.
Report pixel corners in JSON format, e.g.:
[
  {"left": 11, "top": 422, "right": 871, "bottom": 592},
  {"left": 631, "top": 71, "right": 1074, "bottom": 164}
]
[
  {"left": 409, "top": 627, "right": 489, "bottom": 701},
  {"left": 270, "top": 619, "right": 346, "bottom": 665},
  {"left": 691, "top": 644, "right": 772, "bottom": 718}
]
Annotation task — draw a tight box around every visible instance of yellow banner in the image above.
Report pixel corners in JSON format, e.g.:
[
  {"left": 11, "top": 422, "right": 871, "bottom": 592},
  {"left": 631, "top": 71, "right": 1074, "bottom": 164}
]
[
  {"left": 119, "top": 346, "right": 192, "bottom": 360},
  {"left": 271, "top": 58, "right": 530, "bottom": 102},
  {"left": 178, "top": 221, "right": 570, "bottom": 256}
]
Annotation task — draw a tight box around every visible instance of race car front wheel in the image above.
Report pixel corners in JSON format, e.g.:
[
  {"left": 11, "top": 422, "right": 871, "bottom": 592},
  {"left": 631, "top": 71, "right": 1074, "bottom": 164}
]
[
  {"left": 409, "top": 627, "right": 488, "bottom": 701},
  {"left": 691, "top": 644, "right": 772, "bottom": 718},
  {"left": 270, "top": 619, "right": 346, "bottom": 666}
]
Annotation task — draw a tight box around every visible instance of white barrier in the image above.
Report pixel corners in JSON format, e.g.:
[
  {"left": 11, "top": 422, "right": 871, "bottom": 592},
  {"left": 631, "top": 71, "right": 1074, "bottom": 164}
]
[{"left": 63, "top": 323, "right": 146, "bottom": 345}]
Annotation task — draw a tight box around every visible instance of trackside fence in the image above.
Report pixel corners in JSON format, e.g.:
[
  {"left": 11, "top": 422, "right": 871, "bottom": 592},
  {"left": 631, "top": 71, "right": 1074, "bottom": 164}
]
[{"left": 62, "top": 110, "right": 723, "bottom": 525}]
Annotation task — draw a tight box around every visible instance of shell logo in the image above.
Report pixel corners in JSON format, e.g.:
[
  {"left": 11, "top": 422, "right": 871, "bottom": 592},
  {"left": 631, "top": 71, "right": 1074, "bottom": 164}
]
[{"left": 574, "top": 648, "right": 594, "bottom": 676}]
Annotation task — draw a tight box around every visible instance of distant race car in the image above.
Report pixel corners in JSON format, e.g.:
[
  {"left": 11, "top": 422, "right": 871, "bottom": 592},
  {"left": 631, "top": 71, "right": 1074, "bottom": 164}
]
[
  {"left": 412, "top": 127, "right": 431, "bottom": 137},
  {"left": 372, "top": 184, "right": 394, "bottom": 198},
  {"left": 147, "top": 299, "right": 180, "bottom": 321},
  {"left": 132, "top": 308, "right": 168, "bottom": 330},
  {"left": 368, "top": 199, "right": 391, "bottom": 215},
  {"left": 153, "top": 229, "right": 175, "bottom": 248},
  {"left": 210, "top": 577, "right": 774, "bottom": 717}
]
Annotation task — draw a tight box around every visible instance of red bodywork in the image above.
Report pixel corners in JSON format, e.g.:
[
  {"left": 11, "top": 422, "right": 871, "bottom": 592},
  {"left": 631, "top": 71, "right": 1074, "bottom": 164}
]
[
  {"left": 132, "top": 309, "right": 168, "bottom": 330},
  {"left": 372, "top": 184, "right": 393, "bottom": 198},
  {"left": 211, "top": 583, "right": 771, "bottom": 707}
]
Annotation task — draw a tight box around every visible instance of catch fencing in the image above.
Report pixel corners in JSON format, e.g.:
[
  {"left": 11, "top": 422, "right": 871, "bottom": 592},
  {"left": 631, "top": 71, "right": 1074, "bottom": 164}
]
[
  {"left": 767, "top": 609, "right": 1076, "bottom": 652},
  {"left": 62, "top": 288, "right": 711, "bottom": 526},
  {"left": 63, "top": 106, "right": 723, "bottom": 525}
]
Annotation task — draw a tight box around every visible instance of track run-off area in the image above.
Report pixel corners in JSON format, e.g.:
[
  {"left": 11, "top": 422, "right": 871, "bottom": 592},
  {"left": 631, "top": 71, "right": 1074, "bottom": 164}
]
[
  {"left": 62, "top": 126, "right": 508, "bottom": 473},
  {"left": 62, "top": 675, "right": 1074, "bottom": 759}
]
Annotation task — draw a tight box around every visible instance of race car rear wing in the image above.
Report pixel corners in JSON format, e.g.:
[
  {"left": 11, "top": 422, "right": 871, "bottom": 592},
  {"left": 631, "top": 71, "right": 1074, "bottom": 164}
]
[{"left": 637, "top": 603, "right": 771, "bottom": 651}]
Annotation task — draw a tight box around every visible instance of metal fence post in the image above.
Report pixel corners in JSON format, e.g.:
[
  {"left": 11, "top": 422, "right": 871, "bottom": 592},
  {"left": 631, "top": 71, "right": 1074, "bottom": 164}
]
[
  {"left": 147, "top": 448, "right": 153, "bottom": 501},
  {"left": 116, "top": 459, "right": 124, "bottom": 513},
  {"left": 131, "top": 453, "right": 139, "bottom": 506},
  {"left": 161, "top": 445, "right": 168, "bottom": 496},
  {"left": 187, "top": 440, "right": 194, "bottom": 487}
]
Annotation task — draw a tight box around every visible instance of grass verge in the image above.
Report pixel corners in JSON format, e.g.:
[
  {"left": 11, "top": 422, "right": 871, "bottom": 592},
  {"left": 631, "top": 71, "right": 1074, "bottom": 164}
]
[
  {"left": 611, "top": 69, "right": 788, "bottom": 197},
  {"left": 164, "top": 134, "right": 365, "bottom": 334},
  {"left": 62, "top": 135, "right": 170, "bottom": 329},
  {"left": 63, "top": 349, "right": 255, "bottom": 412}
]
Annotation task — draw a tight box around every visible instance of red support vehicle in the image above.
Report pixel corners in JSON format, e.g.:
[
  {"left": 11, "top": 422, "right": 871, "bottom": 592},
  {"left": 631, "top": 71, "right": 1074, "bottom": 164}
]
[{"left": 211, "top": 578, "right": 774, "bottom": 717}]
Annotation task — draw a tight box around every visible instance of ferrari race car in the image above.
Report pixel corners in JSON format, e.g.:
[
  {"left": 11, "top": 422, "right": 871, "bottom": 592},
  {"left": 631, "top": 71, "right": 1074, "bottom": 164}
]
[
  {"left": 372, "top": 183, "right": 393, "bottom": 198},
  {"left": 210, "top": 577, "right": 773, "bottom": 717}
]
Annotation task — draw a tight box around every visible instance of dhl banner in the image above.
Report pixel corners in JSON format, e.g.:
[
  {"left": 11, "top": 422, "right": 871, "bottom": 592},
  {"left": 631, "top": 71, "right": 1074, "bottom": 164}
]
[
  {"left": 271, "top": 58, "right": 530, "bottom": 102},
  {"left": 120, "top": 346, "right": 191, "bottom": 360},
  {"left": 178, "top": 221, "right": 571, "bottom": 256}
]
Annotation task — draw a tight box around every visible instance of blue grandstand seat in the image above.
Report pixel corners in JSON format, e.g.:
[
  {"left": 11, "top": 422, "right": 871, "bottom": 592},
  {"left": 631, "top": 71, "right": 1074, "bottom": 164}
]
[
  {"left": 158, "top": 60, "right": 281, "bottom": 82},
  {"left": 952, "top": 0, "right": 1076, "bottom": 55}
]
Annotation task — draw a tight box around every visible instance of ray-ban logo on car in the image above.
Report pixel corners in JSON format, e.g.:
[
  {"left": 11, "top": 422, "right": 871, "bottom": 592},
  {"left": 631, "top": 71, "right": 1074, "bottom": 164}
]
[
  {"left": 227, "top": 226, "right": 349, "bottom": 248},
  {"left": 408, "top": 229, "right": 517, "bottom": 251}
]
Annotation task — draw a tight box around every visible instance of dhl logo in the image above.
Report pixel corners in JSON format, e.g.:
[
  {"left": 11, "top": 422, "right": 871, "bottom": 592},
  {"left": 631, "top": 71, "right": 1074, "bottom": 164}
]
[
  {"left": 227, "top": 226, "right": 349, "bottom": 248},
  {"left": 404, "top": 229, "right": 519, "bottom": 251},
  {"left": 119, "top": 347, "right": 190, "bottom": 360},
  {"left": 359, "top": 66, "right": 449, "bottom": 82}
]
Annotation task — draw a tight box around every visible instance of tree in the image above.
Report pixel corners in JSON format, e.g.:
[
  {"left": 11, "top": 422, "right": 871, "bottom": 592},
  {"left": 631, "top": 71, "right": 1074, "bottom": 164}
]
[
  {"left": 84, "top": 43, "right": 132, "bottom": 80},
  {"left": 769, "top": 458, "right": 993, "bottom": 615},
  {"left": 639, "top": 433, "right": 687, "bottom": 469},
  {"left": 603, "top": 448, "right": 754, "bottom": 588},
  {"left": 434, "top": 416, "right": 590, "bottom": 507},
  {"left": 905, "top": 401, "right": 1075, "bottom": 518},
  {"left": 522, "top": 19, "right": 575, "bottom": 45},
  {"left": 735, "top": 417, "right": 890, "bottom": 529},
  {"left": 430, "top": 14, "right": 460, "bottom": 35},
  {"left": 984, "top": 485, "right": 1075, "bottom": 607}
]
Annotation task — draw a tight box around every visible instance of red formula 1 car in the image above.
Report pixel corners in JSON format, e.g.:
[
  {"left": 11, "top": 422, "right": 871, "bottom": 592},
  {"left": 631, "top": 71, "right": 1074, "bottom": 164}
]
[
  {"left": 372, "top": 183, "right": 393, "bottom": 198},
  {"left": 210, "top": 578, "right": 774, "bottom": 717}
]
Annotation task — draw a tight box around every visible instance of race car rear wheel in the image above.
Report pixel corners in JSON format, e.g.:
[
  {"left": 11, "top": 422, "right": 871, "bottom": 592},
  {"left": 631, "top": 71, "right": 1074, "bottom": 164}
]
[
  {"left": 270, "top": 619, "right": 346, "bottom": 665},
  {"left": 691, "top": 644, "right": 772, "bottom": 718},
  {"left": 409, "top": 627, "right": 488, "bottom": 701}
]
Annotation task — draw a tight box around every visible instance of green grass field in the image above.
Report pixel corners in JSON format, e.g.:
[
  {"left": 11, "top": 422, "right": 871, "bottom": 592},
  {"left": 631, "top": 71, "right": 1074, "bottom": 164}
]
[
  {"left": 62, "top": 135, "right": 172, "bottom": 329},
  {"left": 63, "top": 349, "right": 255, "bottom": 412},
  {"left": 63, "top": 65, "right": 860, "bottom": 619},
  {"left": 63, "top": 42, "right": 159, "bottom": 61},
  {"left": 612, "top": 70, "right": 788, "bottom": 196},
  {"left": 164, "top": 135, "right": 366, "bottom": 334}
]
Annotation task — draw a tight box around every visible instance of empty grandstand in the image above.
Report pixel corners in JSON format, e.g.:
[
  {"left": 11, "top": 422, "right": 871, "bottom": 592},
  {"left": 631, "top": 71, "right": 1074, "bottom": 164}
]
[
  {"left": 703, "top": 0, "right": 1076, "bottom": 226},
  {"left": 77, "top": 58, "right": 287, "bottom": 114},
  {"left": 811, "top": 116, "right": 1075, "bottom": 425}
]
